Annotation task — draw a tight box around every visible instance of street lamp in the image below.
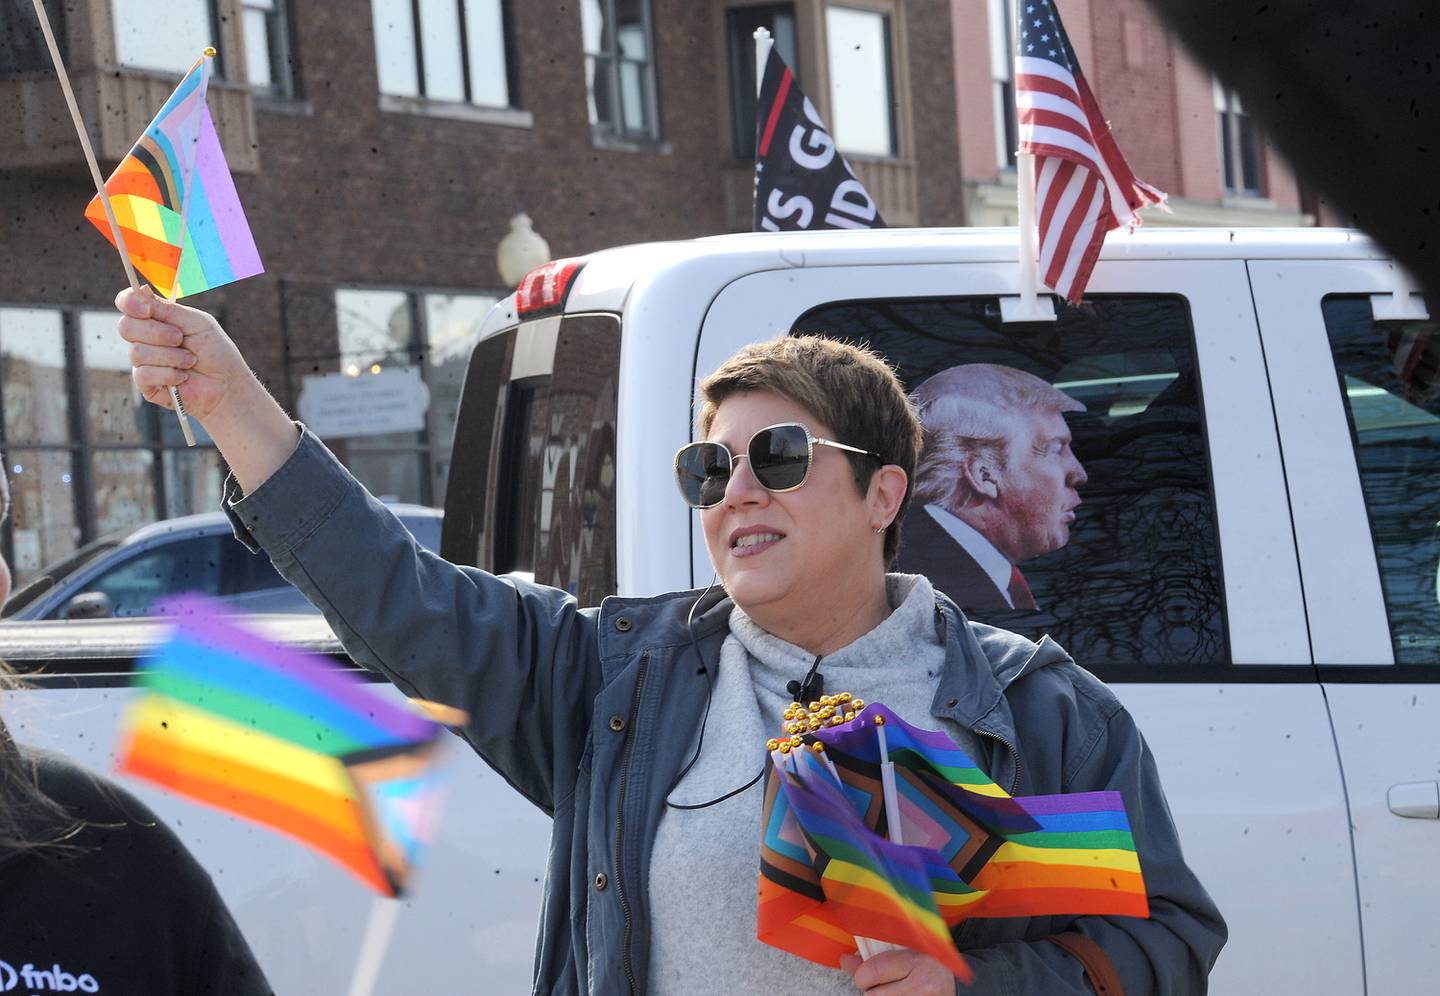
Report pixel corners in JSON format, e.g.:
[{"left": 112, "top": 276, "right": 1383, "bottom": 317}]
[{"left": 496, "top": 212, "right": 551, "bottom": 287}]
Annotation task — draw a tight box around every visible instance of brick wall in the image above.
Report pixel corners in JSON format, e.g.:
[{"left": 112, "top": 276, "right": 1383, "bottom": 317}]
[
  {"left": 1076, "top": 0, "right": 1180, "bottom": 196},
  {"left": 951, "top": 0, "right": 999, "bottom": 182},
  {"left": 1, "top": 0, "right": 964, "bottom": 407}
]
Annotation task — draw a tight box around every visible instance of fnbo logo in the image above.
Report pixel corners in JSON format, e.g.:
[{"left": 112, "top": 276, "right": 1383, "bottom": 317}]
[{"left": 0, "top": 960, "right": 101, "bottom": 992}]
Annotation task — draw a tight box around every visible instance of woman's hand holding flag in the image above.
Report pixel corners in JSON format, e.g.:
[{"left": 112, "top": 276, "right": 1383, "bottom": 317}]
[
  {"left": 115, "top": 286, "right": 300, "bottom": 493},
  {"left": 842, "top": 949, "right": 956, "bottom": 994}
]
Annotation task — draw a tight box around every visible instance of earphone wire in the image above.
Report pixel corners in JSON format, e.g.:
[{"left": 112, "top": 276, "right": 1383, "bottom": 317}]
[{"left": 663, "top": 572, "right": 769, "bottom": 811}]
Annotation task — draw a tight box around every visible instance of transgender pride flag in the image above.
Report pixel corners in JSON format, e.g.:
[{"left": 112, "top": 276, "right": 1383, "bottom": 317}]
[{"left": 85, "top": 51, "right": 262, "bottom": 300}]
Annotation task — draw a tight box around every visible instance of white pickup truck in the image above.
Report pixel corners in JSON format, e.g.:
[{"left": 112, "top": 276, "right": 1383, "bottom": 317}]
[{"left": 5, "top": 226, "right": 1437, "bottom": 994}]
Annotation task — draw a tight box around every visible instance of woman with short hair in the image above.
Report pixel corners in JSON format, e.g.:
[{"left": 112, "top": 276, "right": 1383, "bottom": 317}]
[{"left": 115, "top": 286, "right": 1225, "bottom": 995}]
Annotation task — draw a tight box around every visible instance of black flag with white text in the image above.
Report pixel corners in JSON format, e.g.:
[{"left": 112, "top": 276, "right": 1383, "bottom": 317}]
[{"left": 753, "top": 46, "right": 885, "bottom": 232}]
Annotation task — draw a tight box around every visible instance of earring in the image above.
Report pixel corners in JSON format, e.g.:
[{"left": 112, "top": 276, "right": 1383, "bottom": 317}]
[{"left": 872, "top": 524, "right": 885, "bottom": 534}]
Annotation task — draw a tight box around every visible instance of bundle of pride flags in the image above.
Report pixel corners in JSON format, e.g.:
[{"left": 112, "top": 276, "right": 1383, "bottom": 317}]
[
  {"left": 85, "top": 52, "right": 261, "bottom": 299},
  {"left": 759, "top": 703, "right": 1148, "bottom": 979},
  {"left": 117, "top": 596, "right": 446, "bottom": 896}
]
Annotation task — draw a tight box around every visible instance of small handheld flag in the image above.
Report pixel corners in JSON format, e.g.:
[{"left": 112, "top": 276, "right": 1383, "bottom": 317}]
[
  {"left": 117, "top": 596, "right": 452, "bottom": 897},
  {"left": 1014, "top": 0, "right": 1165, "bottom": 304},
  {"left": 759, "top": 699, "right": 1149, "bottom": 979},
  {"left": 83, "top": 52, "right": 263, "bottom": 301},
  {"left": 753, "top": 29, "right": 885, "bottom": 232}
]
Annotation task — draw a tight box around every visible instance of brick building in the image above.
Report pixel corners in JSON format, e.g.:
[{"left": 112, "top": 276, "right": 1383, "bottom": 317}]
[
  {"left": 0, "top": 0, "right": 964, "bottom": 581},
  {"left": 0, "top": 0, "right": 1320, "bottom": 587}
]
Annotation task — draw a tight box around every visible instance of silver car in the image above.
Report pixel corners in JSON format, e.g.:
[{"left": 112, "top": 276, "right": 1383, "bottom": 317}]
[{"left": 1, "top": 506, "right": 442, "bottom": 621}]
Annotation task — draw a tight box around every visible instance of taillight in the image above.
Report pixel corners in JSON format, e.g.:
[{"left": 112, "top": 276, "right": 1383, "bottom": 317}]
[{"left": 515, "top": 258, "right": 584, "bottom": 318}]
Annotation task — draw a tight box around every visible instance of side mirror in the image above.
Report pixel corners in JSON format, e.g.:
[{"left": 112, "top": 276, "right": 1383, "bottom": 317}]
[{"left": 62, "top": 591, "right": 115, "bottom": 620}]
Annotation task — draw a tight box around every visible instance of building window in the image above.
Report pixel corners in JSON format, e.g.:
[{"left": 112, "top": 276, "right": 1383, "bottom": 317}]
[
  {"left": 727, "top": 4, "right": 798, "bottom": 160},
  {"left": 0, "top": 305, "right": 223, "bottom": 584},
  {"left": 330, "top": 288, "right": 497, "bottom": 507},
  {"left": 243, "top": 0, "right": 296, "bottom": 97},
  {"left": 371, "top": 0, "right": 513, "bottom": 107},
  {"left": 1215, "top": 79, "right": 1262, "bottom": 196},
  {"left": 989, "top": 0, "right": 1016, "bottom": 170},
  {"left": 1, "top": 0, "right": 66, "bottom": 74},
  {"left": 582, "top": 0, "right": 660, "bottom": 140},
  {"left": 825, "top": 6, "right": 895, "bottom": 157},
  {"left": 112, "top": 0, "right": 219, "bottom": 75}
]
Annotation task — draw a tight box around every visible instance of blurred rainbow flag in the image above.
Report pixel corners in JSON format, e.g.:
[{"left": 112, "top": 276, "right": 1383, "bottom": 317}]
[
  {"left": 84, "top": 51, "right": 262, "bottom": 299},
  {"left": 758, "top": 703, "right": 1149, "bottom": 977},
  {"left": 117, "top": 596, "right": 449, "bottom": 896}
]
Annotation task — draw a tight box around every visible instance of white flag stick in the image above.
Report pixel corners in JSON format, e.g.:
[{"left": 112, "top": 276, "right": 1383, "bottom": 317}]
[
  {"left": 1001, "top": 152, "right": 1057, "bottom": 322},
  {"left": 806, "top": 744, "right": 900, "bottom": 962},
  {"left": 345, "top": 896, "right": 402, "bottom": 996},
  {"left": 1018, "top": 153, "right": 1040, "bottom": 306},
  {"left": 754, "top": 26, "right": 773, "bottom": 100},
  {"left": 30, "top": 0, "right": 198, "bottom": 445}
]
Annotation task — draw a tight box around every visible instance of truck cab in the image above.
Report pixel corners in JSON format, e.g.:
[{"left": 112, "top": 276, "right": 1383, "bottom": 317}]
[{"left": 444, "top": 227, "right": 1439, "bottom": 994}]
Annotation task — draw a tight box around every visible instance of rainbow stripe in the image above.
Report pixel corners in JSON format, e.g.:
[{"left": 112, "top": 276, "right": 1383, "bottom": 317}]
[
  {"left": 85, "top": 55, "right": 262, "bottom": 299},
  {"left": 758, "top": 703, "right": 1149, "bottom": 973},
  {"left": 761, "top": 751, "right": 973, "bottom": 980},
  {"left": 117, "top": 596, "right": 445, "bottom": 896}
]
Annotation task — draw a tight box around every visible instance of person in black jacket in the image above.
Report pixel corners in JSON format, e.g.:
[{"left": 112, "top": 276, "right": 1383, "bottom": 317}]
[{"left": 0, "top": 470, "right": 273, "bottom": 996}]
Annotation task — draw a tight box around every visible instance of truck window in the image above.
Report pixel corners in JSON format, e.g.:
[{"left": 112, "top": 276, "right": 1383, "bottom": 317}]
[
  {"left": 444, "top": 314, "right": 619, "bottom": 605},
  {"left": 795, "top": 295, "right": 1225, "bottom": 674},
  {"left": 1322, "top": 296, "right": 1440, "bottom": 666}
]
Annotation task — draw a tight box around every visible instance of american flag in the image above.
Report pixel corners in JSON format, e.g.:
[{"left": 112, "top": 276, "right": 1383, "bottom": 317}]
[{"left": 1015, "top": 0, "right": 1165, "bottom": 304}]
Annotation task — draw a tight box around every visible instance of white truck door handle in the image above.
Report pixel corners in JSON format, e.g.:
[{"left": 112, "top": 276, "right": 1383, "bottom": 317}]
[{"left": 1388, "top": 781, "right": 1440, "bottom": 819}]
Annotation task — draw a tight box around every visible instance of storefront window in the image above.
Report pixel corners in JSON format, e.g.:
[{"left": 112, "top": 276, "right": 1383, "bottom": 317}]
[
  {"left": 1, "top": 309, "right": 68, "bottom": 444},
  {"left": 79, "top": 313, "right": 151, "bottom": 444},
  {"left": 163, "top": 447, "right": 224, "bottom": 519},
  {"left": 328, "top": 288, "right": 496, "bottom": 506},
  {"left": 0, "top": 306, "right": 223, "bottom": 585},
  {"left": 90, "top": 448, "right": 157, "bottom": 537},
  {"left": 5, "top": 450, "right": 78, "bottom": 576}
]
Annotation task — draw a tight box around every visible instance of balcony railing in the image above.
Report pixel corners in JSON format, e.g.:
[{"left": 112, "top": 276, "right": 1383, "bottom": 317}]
[{"left": 0, "top": 67, "right": 258, "bottom": 173}]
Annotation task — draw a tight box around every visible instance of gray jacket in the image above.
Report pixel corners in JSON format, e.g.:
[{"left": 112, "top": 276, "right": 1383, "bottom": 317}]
[{"left": 225, "top": 430, "right": 1225, "bottom": 995}]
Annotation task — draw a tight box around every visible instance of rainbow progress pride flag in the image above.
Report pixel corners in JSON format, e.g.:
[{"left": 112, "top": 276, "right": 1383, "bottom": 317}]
[
  {"left": 758, "top": 704, "right": 1149, "bottom": 975},
  {"left": 85, "top": 53, "right": 262, "bottom": 299},
  {"left": 117, "top": 596, "right": 446, "bottom": 896}
]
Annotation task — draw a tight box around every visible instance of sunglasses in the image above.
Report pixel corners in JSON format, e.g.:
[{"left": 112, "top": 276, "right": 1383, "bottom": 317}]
[{"left": 673, "top": 421, "right": 882, "bottom": 510}]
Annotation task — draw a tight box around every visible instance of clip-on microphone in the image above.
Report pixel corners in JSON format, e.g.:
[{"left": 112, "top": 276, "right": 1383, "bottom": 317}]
[{"left": 787, "top": 656, "right": 825, "bottom": 704}]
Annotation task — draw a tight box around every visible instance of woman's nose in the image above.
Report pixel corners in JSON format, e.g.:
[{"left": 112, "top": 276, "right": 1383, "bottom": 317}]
[{"left": 723, "top": 455, "right": 769, "bottom": 506}]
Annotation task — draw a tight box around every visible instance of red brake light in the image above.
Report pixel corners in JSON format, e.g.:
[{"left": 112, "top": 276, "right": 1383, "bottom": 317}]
[{"left": 515, "top": 258, "right": 584, "bottom": 317}]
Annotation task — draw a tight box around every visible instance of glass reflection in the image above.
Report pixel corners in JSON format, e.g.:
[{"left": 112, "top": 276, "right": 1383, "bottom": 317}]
[
  {"left": 90, "top": 448, "right": 156, "bottom": 538},
  {"left": 0, "top": 308, "right": 68, "bottom": 445}
]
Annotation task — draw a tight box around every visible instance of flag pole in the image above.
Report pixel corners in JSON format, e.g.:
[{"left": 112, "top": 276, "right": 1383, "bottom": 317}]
[
  {"left": 754, "top": 26, "right": 772, "bottom": 101},
  {"left": 30, "top": 0, "right": 199, "bottom": 446},
  {"left": 999, "top": 152, "right": 1055, "bottom": 322},
  {"left": 345, "top": 896, "right": 402, "bottom": 996},
  {"left": 1017, "top": 153, "right": 1040, "bottom": 309}
]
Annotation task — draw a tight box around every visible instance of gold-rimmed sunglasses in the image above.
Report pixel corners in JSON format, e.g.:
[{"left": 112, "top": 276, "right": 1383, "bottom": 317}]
[{"left": 673, "top": 421, "right": 882, "bottom": 509}]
